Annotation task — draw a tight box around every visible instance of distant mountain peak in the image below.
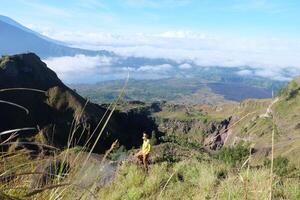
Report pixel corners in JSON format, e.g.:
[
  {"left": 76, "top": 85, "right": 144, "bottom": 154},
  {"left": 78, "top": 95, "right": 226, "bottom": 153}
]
[
  {"left": 0, "top": 15, "right": 113, "bottom": 58},
  {"left": 0, "top": 15, "right": 63, "bottom": 45}
]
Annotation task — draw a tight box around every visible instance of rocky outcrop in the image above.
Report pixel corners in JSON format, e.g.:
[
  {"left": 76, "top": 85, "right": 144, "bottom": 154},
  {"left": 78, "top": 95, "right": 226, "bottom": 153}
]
[
  {"left": 203, "top": 117, "right": 233, "bottom": 150},
  {"left": 0, "top": 53, "right": 64, "bottom": 89}
]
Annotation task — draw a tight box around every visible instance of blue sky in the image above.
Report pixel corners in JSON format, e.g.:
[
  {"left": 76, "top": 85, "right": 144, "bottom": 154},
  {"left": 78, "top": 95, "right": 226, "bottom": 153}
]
[
  {"left": 1, "top": 0, "right": 300, "bottom": 83},
  {"left": 1, "top": 0, "right": 300, "bottom": 38}
]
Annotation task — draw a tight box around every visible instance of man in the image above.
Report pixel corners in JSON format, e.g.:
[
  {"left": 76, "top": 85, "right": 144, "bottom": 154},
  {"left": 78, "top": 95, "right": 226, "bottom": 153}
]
[{"left": 135, "top": 132, "right": 151, "bottom": 171}]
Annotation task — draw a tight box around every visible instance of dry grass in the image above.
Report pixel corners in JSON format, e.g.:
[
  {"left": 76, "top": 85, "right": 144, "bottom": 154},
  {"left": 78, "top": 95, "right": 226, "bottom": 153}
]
[
  {"left": 1, "top": 77, "right": 300, "bottom": 200},
  {"left": 0, "top": 75, "right": 129, "bottom": 199}
]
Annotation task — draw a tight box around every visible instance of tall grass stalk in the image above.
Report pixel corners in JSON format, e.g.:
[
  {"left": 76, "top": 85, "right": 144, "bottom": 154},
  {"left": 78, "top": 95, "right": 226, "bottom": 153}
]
[
  {"left": 158, "top": 171, "right": 176, "bottom": 199},
  {"left": 0, "top": 88, "right": 46, "bottom": 93},
  {"left": 269, "top": 91, "right": 277, "bottom": 200},
  {"left": 0, "top": 100, "right": 29, "bottom": 114},
  {"left": 0, "top": 128, "right": 36, "bottom": 137},
  {"left": 0, "top": 88, "right": 47, "bottom": 116},
  {"left": 0, "top": 132, "right": 19, "bottom": 145},
  {"left": 269, "top": 117, "right": 275, "bottom": 200},
  {"left": 82, "top": 73, "right": 129, "bottom": 167},
  {"left": 37, "top": 73, "right": 129, "bottom": 198}
]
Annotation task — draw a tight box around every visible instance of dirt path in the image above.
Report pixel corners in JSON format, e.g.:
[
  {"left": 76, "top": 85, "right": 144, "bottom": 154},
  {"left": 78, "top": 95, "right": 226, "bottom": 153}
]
[{"left": 260, "top": 97, "right": 279, "bottom": 118}]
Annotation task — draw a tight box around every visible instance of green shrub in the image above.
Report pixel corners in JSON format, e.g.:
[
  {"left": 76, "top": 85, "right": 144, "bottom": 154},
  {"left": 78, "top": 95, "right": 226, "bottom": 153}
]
[
  {"left": 216, "top": 144, "right": 249, "bottom": 167},
  {"left": 274, "top": 156, "right": 289, "bottom": 177},
  {"left": 150, "top": 131, "right": 158, "bottom": 145},
  {"left": 161, "top": 134, "right": 202, "bottom": 150},
  {"left": 264, "top": 156, "right": 290, "bottom": 177},
  {"left": 159, "top": 149, "right": 179, "bottom": 163}
]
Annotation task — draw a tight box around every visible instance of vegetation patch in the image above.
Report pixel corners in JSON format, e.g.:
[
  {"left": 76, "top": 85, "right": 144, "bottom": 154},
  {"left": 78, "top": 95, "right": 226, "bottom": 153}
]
[{"left": 215, "top": 144, "right": 250, "bottom": 167}]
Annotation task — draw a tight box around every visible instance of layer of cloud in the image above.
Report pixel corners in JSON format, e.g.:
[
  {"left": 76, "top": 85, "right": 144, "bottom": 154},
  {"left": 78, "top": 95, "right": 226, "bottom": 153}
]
[
  {"left": 43, "top": 55, "right": 115, "bottom": 83},
  {"left": 44, "top": 54, "right": 112, "bottom": 72},
  {"left": 178, "top": 63, "right": 192, "bottom": 69},
  {"left": 43, "top": 55, "right": 178, "bottom": 83},
  {"left": 137, "top": 64, "right": 173, "bottom": 72},
  {"left": 47, "top": 31, "right": 300, "bottom": 67},
  {"left": 41, "top": 30, "right": 300, "bottom": 82},
  {"left": 236, "top": 68, "right": 292, "bottom": 81}
]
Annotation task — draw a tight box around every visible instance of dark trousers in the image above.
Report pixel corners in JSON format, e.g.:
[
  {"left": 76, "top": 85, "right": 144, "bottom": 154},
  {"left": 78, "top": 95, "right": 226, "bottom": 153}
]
[{"left": 137, "top": 153, "right": 149, "bottom": 170}]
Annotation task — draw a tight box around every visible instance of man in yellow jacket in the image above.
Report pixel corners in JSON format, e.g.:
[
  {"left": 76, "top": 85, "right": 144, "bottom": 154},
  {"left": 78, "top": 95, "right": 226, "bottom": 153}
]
[{"left": 135, "top": 132, "right": 151, "bottom": 171}]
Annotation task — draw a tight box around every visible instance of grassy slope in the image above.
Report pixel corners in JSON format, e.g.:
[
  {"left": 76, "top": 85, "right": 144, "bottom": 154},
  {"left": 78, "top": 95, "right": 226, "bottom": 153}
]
[
  {"left": 1, "top": 76, "right": 300, "bottom": 199},
  {"left": 148, "top": 76, "right": 300, "bottom": 166},
  {"left": 215, "top": 77, "right": 300, "bottom": 165},
  {"left": 272, "top": 77, "right": 300, "bottom": 163},
  {"left": 1, "top": 148, "right": 299, "bottom": 200},
  {"left": 114, "top": 89, "right": 300, "bottom": 165}
]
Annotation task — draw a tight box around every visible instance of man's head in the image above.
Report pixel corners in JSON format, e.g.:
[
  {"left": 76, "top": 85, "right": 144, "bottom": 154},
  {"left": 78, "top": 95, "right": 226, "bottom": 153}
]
[{"left": 142, "top": 132, "right": 149, "bottom": 140}]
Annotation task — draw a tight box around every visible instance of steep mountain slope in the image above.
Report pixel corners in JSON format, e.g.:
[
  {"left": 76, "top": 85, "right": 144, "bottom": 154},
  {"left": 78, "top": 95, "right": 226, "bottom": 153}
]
[
  {"left": 202, "top": 78, "right": 300, "bottom": 164},
  {"left": 0, "top": 53, "right": 156, "bottom": 153},
  {"left": 113, "top": 79, "right": 300, "bottom": 165},
  {"left": 0, "top": 15, "right": 63, "bottom": 45},
  {"left": 274, "top": 77, "right": 300, "bottom": 134},
  {"left": 0, "top": 18, "right": 112, "bottom": 58}
]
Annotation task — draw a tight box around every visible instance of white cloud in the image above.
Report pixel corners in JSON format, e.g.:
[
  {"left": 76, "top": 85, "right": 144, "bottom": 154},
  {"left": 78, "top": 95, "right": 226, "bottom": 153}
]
[
  {"left": 237, "top": 69, "right": 253, "bottom": 76},
  {"left": 44, "top": 54, "right": 112, "bottom": 72},
  {"left": 43, "top": 55, "right": 115, "bottom": 83},
  {"left": 178, "top": 63, "right": 192, "bottom": 69},
  {"left": 158, "top": 31, "right": 206, "bottom": 39},
  {"left": 137, "top": 64, "right": 173, "bottom": 72},
  {"left": 253, "top": 68, "right": 291, "bottom": 81},
  {"left": 42, "top": 30, "right": 300, "bottom": 81},
  {"left": 42, "top": 55, "right": 175, "bottom": 83}
]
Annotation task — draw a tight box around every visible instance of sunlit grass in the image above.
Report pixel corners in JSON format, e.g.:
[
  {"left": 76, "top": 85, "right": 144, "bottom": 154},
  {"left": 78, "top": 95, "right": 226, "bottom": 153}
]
[{"left": 1, "top": 79, "right": 300, "bottom": 200}]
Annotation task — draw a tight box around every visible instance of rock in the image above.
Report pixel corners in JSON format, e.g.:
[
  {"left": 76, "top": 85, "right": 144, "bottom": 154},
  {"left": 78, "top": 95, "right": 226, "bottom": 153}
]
[
  {"left": 203, "top": 117, "right": 232, "bottom": 150},
  {"left": 0, "top": 53, "right": 64, "bottom": 90}
]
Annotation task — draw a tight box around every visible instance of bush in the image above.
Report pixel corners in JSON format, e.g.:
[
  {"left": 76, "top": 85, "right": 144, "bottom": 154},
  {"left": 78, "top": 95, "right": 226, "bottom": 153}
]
[
  {"left": 216, "top": 144, "right": 249, "bottom": 167},
  {"left": 161, "top": 134, "right": 202, "bottom": 150},
  {"left": 150, "top": 131, "right": 158, "bottom": 145},
  {"left": 108, "top": 145, "right": 127, "bottom": 161},
  {"left": 264, "top": 156, "right": 290, "bottom": 177},
  {"left": 274, "top": 156, "right": 290, "bottom": 177}
]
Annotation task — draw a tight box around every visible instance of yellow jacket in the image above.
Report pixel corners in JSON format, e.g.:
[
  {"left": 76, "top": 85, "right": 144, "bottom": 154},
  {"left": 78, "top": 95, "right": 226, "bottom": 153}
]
[{"left": 142, "top": 139, "right": 151, "bottom": 155}]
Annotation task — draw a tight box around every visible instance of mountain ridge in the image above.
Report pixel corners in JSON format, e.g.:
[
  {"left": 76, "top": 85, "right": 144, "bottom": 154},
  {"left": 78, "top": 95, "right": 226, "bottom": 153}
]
[
  {"left": 0, "top": 15, "right": 64, "bottom": 45},
  {"left": 0, "top": 53, "right": 158, "bottom": 153},
  {"left": 0, "top": 16, "right": 113, "bottom": 58}
]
